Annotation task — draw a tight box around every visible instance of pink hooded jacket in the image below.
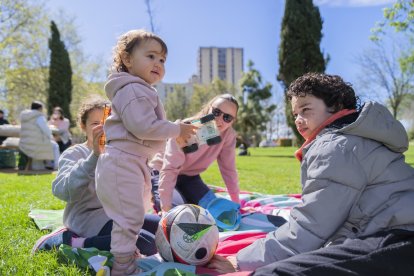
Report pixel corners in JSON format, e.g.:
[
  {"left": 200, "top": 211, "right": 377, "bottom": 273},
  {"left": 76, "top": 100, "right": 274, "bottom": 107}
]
[
  {"left": 104, "top": 72, "right": 180, "bottom": 158},
  {"left": 151, "top": 127, "right": 240, "bottom": 209}
]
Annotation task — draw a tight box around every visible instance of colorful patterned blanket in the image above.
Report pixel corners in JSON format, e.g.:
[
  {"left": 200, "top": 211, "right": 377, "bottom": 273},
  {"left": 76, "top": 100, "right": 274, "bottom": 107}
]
[{"left": 31, "top": 186, "right": 302, "bottom": 275}]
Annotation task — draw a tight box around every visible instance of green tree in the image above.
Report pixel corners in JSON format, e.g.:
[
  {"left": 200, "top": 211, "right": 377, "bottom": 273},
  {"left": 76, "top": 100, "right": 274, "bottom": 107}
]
[
  {"left": 189, "top": 79, "right": 236, "bottom": 116},
  {"left": 165, "top": 85, "right": 191, "bottom": 121},
  {"left": 5, "top": 67, "right": 48, "bottom": 121},
  {"left": 0, "top": 0, "right": 49, "bottom": 120},
  {"left": 371, "top": 1, "right": 414, "bottom": 71},
  {"left": 371, "top": 0, "right": 414, "bottom": 40},
  {"left": 48, "top": 20, "right": 73, "bottom": 124},
  {"left": 369, "top": 1, "right": 414, "bottom": 124},
  {"left": 277, "top": 0, "right": 327, "bottom": 144},
  {"left": 235, "top": 61, "right": 275, "bottom": 147},
  {"left": 0, "top": 2, "right": 105, "bottom": 122},
  {"left": 0, "top": 0, "right": 48, "bottom": 76},
  {"left": 52, "top": 13, "right": 107, "bottom": 123}
]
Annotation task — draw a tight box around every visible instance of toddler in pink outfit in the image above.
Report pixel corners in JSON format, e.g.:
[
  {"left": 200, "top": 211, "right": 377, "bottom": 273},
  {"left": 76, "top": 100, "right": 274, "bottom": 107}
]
[{"left": 95, "top": 29, "right": 196, "bottom": 275}]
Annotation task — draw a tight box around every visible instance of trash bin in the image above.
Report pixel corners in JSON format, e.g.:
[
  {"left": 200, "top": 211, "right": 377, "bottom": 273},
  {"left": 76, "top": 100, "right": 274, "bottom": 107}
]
[{"left": 0, "top": 149, "right": 17, "bottom": 168}]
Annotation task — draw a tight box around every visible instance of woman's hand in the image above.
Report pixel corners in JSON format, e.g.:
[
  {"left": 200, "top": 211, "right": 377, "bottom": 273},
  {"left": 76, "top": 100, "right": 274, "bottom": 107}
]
[
  {"left": 206, "top": 255, "right": 237, "bottom": 273},
  {"left": 92, "top": 125, "right": 104, "bottom": 156}
]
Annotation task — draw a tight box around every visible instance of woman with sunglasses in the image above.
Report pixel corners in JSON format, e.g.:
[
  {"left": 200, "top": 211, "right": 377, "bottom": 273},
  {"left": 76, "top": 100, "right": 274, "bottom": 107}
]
[{"left": 149, "top": 93, "right": 240, "bottom": 213}]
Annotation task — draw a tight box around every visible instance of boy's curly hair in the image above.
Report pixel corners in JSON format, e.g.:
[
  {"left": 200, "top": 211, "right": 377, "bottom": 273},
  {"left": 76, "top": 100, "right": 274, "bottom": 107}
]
[
  {"left": 287, "top": 72, "right": 359, "bottom": 113},
  {"left": 112, "top": 29, "right": 167, "bottom": 73}
]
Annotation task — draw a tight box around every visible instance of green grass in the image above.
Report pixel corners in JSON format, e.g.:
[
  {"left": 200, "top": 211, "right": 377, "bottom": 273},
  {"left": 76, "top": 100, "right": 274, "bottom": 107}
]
[
  {"left": 0, "top": 146, "right": 413, "bottom": 275},
  {"left": 202, "top": 147, "right": 301, "bottom": 194}
]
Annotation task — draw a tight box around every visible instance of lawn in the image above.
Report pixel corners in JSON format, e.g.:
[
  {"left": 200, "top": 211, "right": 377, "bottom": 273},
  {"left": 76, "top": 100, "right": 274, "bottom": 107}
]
[{"left": 0, "top": 146, "right": 413, "bottom": 275}]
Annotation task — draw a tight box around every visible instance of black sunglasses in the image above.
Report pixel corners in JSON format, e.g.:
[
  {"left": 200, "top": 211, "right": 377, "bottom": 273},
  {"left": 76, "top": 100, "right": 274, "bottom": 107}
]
[{"left": 212, "top": 107, "right": 234, "bottom": 123}]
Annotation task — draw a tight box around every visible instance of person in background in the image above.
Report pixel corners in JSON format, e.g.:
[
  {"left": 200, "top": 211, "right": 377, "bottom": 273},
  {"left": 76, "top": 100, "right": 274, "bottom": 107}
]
[
  {"left": 150, "top": 93, "right": 240, "bottom": 214},
  {"left": 32, "top": 96, "right": 160, "bottom": 257},
  {"left": 49, "top": 106, "right": 72, "bottom": 153},
  {"left": 0, "top": 109, "right": 10, "bottom": 145},
  {"left": 19, "top": 101, "right": 60, "bottom": 170}
]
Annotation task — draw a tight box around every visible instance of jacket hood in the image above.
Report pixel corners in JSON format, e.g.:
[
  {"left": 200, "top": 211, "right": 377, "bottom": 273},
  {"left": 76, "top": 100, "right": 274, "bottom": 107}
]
[
  {"left": 338, "top": 101, "right": 408, "bottom": 153},
  {"left": 20, "top": 109, "right": 43, "bottom": 123},
  {"left": 104, "top": 72, "right": 153, "bottom": 100}
]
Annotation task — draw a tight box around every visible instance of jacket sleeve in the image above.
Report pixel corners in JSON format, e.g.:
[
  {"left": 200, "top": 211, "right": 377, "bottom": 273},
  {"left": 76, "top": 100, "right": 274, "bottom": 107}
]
[
  {"left": 52, "top": 148, "right": 99, "bottom": 203},
  {"left": 217, "top": 130, "right": 240, "bottom": 203},
  {"left": 158, "top": 139, "right": 186, "bottom": 210},
  {"left": 116, "top": 87, "right": 180, "bottom": 140},
  {"left": 237, "top": 139, "right": 367, "bottom": 271},
  {"left": 36, "top": 116, "right": 52, "bottom": 139}
]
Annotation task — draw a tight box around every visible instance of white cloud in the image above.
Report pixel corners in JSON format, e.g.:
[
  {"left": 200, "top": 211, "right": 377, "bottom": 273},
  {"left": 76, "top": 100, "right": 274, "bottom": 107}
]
[{"left": 314, "top": 0, "right": 396, "bottom": 7}]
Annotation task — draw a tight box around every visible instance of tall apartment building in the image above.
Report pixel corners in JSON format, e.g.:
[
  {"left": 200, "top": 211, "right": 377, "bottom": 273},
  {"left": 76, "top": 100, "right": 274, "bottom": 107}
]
[
  {"left": 198, "top": 47, "right": 243, "bottom": 86},
  {"left": 154, "top": 75, "right": 199, "bottom": 103}
]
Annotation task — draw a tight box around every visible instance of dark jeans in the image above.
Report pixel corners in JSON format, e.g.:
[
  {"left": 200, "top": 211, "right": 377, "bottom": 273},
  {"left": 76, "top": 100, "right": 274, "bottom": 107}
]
[
  {"left": 57, "top": 139, "right": 72, "bottom": 153},
  {"left": 253, "top": 229, "right": 414, "bottom": 276},
  {"left": 151, "top": 170, "right": 210, "bottom": 212},
  {"left": 83, "top": 214, "right": 160, "bottom": 256},
  {"left": 175, "top": 174, "right": 210, "bottom": 203}
]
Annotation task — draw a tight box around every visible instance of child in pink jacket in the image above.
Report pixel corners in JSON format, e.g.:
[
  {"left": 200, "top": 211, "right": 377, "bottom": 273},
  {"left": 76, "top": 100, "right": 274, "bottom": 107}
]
[
  {"left": 150, "top": 94, "right": 240, "bottom": 214},
  {"left": 95, "top": 29, "right": 196, "bottom": 275}
]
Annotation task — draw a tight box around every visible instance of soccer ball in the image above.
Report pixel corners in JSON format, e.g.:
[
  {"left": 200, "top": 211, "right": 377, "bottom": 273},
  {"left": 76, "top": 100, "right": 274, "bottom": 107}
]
[{"left": 155, "top": 204, "right": 219, "bottom": 266}]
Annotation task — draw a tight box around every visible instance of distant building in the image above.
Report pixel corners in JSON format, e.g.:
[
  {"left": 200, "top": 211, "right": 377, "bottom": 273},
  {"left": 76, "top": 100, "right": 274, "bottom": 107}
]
[
  {"left": 155, "top": 46, "right": 244, "bottom": 102},
  {"left": 154, "top": 75, "right": 199, "bottom": 103},
  {"left": 198, "top": 47, "right": 244, "bottom": 87}
]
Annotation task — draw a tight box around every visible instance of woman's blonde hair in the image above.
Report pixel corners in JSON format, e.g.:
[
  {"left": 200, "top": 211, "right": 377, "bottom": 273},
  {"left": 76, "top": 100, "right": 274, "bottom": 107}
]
[
  {"left": 111, "top": 29, "right": 168, "bottom": 73},
  {"left": 77, "top": 95, "right": 110, "bottom": 127},
  {"left": 193, "top": 93, "right": 239, "bottom": 121}
]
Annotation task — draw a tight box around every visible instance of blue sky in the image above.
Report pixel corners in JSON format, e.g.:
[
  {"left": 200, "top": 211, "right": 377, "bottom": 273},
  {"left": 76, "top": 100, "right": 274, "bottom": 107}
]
[{"left": 46, "top": 0, "right": 396, "bottom": 101}]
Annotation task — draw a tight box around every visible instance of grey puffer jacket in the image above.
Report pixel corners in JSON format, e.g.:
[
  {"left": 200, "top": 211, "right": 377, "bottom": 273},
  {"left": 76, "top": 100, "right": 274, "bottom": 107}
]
[{"left": 237, "top": 102, "right": 414, "bottom": 271}]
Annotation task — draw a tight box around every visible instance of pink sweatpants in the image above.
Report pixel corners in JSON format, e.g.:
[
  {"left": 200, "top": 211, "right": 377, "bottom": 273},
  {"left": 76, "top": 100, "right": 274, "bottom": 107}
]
[{"left": 96, "top": 146, "right": 152, "bottom": 257}]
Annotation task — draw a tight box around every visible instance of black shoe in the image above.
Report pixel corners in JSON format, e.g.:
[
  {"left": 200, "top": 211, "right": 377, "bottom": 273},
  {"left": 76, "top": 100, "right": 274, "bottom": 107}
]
[{"left": 62, "top": 229, "right": 78, "bottom": 245}]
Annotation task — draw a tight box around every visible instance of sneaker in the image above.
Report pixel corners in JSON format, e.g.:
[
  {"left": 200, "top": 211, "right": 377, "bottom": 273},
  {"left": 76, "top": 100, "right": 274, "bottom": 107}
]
[{"left": 31, "top": 227, "right": 68, "bottom": 254}]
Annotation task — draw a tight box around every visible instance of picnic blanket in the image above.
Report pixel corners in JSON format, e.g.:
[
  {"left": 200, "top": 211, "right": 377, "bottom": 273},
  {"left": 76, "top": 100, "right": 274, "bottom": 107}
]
[
  {"left": 29, "top": 209, "right": 64, "bottom": 231},
  {"left": 31, "top": 186, "right": 301, "bottom": 275}
]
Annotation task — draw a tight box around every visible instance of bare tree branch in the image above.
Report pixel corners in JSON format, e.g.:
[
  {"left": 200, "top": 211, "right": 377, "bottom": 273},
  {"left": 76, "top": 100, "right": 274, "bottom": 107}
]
[
  {"left": 355, "top": 40, "right": 414, "bottom": 118},
  {"left": 145, "top": 0, "right": 156, "bottom": 33}
]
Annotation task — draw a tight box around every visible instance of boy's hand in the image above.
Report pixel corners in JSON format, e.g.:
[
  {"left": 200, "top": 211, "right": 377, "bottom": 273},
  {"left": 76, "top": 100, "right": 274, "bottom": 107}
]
[{"left": 206, "top": 255, "right": 237, "bottom": 273}]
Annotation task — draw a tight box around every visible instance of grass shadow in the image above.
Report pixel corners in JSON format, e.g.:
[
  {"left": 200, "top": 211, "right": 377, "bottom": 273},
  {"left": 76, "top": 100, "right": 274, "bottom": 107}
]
[{"left": 0, "top": 168, "right": 19, "bottom": 174}]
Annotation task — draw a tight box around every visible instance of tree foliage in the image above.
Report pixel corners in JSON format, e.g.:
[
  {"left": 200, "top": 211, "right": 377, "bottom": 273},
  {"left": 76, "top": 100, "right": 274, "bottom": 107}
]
[
  {"left": 369, "top": 1, "right": 414, "bottom": 121},
  {"left": 277, "top": 0, "right": 327, "bottom": 144},
  {"left": 5, "top": 68, "right": 49, "bottom": 121},
  {"left": 371, "top": 0, "right": 414, "bottom": 40},
  {"left": 165, "top": 85, "right": 191, "bottom": 121},
  {"left": 0, "top": 1, "right": 105, "bottom": 123},
  {"left": 235, "top": 61, "right": 275, "bottom": 147},
  {"left": 0, "top": 0, "right": 49, "bottom": 120},
  {"left": 371, "top": 1, "right": 414, "bottom": 81},
  {"left": 189, "top": 79, "right": 237, "bottom": 116},
  {"left": 48, "top": 21, "right": 73, "bottom": 124},
  {"left": 53, "top": 12, "right": 107, "bottom": 125}
]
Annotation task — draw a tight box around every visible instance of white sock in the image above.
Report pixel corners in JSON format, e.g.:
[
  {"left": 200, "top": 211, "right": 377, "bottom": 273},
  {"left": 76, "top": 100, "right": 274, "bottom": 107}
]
[{"left": 71, "top": 237, "right": 86, "bottom": 248}]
